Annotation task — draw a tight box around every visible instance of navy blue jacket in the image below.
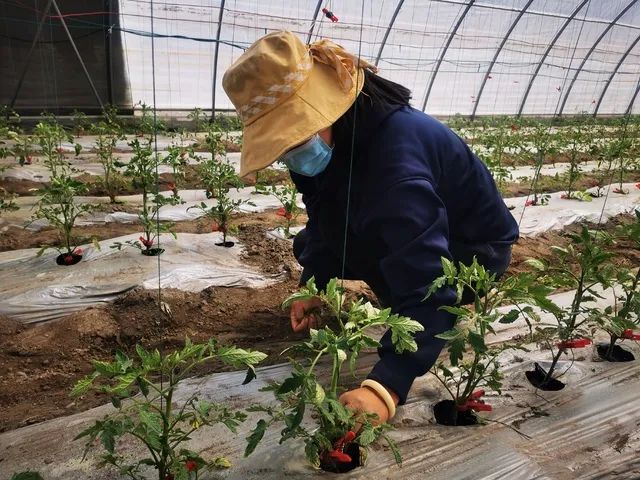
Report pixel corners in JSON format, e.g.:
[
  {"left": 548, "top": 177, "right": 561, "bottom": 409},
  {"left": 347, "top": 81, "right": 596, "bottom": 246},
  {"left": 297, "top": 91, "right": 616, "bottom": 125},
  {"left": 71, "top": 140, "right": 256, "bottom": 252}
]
[{"left": 290, "top": 105, "right": 519, "bottom": 404}]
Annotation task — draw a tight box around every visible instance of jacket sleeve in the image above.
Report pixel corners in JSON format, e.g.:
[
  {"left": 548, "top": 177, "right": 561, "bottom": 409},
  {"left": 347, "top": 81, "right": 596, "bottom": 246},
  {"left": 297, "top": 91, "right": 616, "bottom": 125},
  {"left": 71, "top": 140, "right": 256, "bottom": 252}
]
[
  {"left": 295, "top": 213, "right": 343, "bottom": 290},
  {"left": 360, "top": 177, "right": 457, "bottom": 405}
]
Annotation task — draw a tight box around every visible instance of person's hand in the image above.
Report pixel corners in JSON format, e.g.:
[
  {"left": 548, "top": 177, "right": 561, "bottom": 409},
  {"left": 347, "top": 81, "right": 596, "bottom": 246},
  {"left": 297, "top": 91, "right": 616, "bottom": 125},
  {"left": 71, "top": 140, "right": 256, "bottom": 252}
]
[
  {"left": 289, "top": 297, "right": 323, "bottom": 332},
  {"left": 339, "top": 386, "right": 400, "bottom": 427}
]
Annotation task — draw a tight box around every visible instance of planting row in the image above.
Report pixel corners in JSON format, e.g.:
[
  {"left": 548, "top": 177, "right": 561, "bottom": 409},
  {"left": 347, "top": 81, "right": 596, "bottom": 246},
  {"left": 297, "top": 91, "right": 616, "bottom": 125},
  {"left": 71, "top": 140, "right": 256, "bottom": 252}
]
[{"left": 6, "top": 211, "right": 637, "bottom": 479}]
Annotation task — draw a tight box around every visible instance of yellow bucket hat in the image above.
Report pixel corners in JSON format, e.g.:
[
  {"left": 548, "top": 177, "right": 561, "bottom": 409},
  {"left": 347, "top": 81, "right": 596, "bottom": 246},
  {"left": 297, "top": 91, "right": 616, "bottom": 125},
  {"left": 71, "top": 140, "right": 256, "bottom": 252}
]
[{"left": 222, "top": 30, "right": 377, "bottom": 178}]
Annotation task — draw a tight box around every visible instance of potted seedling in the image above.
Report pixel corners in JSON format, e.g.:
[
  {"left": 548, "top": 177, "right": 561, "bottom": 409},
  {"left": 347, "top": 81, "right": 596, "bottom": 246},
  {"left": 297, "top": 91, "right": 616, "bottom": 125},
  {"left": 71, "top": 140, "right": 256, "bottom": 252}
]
[
  {"left": 134, "top": 101, "right": 164, "bottom": 138},
  {"left": 425, "top": 258, "right": 537, "bottom": 425},
  {"left": 30, "top": 121, "right": 91, "bottom": 265},
  {"left": 71, "top": 109, "right": 89, "bottom": 137},
  {"left": 73, "top": 339, "right": 267, "bottom": 480},
  {"left": 269, "top": 183, "right": 301, "bottom": 239},
  {"left": 524, "top": 227, "right": 616, "bottom": 390},
  {"left": 561, "top": 122, "right": 592, "bottom": 202},
  {"left": 111, "top": 139, "right": 181, "bottom": 256},
  {"left": 92, "top": 122, "right": 127, "bottom": 203},
  {"left": 161, "top": 145, "right": 191, "bottom": 198},
  {"left": 476, "top": 122, "right": 514, "bottom": 194},
  {"left": 0, "top": 179, "right": 18, "bottom": 214},
  {"left": 7, "top": 129, "right": 34, "bottom": 166},
  {"left": 594, "top": 210, "right": 640, "bottom": 362},
  {"left": 245, "top": 278, "right": 423, "bottom": 473},
  {"left": 188, "top": 107, "right": 208, "bottom": 134},
  {"left": 189, "top": 157, "right": 248, "bottom": 247},
  {"left": 517, "top": 122, "right": 557, "bottom": 206}
]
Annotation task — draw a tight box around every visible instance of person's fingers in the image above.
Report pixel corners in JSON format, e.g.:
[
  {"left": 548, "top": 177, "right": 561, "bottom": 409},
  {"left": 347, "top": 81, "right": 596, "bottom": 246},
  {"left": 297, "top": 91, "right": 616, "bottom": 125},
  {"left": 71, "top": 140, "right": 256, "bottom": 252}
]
[{"left": 291, "top": 315, "right": 309, "bottom": 332}]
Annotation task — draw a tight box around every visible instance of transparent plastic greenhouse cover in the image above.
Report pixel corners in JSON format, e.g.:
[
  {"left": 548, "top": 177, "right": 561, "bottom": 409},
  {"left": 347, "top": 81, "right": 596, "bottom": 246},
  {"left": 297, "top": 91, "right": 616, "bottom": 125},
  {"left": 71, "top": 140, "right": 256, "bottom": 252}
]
[{"left": 2, "top": 0, "right": 640, "bottom": 116}]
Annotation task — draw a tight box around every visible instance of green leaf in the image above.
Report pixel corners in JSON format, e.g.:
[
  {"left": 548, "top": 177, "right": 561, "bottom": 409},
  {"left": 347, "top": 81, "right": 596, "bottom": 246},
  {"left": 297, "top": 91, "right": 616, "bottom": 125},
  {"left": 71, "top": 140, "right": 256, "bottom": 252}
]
[
  {"left": 499, "top": 309, "right": 520, "bottom": 324},
  {"left": 435, "top": 328, "right": 461, "bottom": 341},
  {"left": 468, "top": 331, "right": 487, "bottom": 353},
  {"left": 525, "top": 258, "right": 547, "bottom": 271},
  {"left": 245, "top": 419, "right": 268, "bottom": 457},
  {"left": 358, "top": 424, "right": 377, "bottom": 446},
  {"left": 305, "top": 440, "right": 320, "bottom": 467},
  {"left": 277, "top": 374, "right": 304, "bottom": 395},
  {"left": 10, "top": 473, "right": 45, "bottom": 480}
]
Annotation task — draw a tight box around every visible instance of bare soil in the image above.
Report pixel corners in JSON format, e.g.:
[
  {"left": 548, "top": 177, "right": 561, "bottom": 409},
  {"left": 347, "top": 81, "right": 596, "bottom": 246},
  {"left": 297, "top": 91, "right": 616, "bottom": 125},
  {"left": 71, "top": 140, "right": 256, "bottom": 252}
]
[{"left": 0, "top": 213, "right": 638, "bottom": 433}]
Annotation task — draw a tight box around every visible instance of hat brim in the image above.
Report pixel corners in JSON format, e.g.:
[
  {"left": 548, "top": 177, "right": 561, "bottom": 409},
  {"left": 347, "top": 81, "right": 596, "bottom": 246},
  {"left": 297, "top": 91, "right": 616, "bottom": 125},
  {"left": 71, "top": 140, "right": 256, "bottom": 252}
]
[{"left": 238, "top": 62, "right": 365, "bottom": 178}]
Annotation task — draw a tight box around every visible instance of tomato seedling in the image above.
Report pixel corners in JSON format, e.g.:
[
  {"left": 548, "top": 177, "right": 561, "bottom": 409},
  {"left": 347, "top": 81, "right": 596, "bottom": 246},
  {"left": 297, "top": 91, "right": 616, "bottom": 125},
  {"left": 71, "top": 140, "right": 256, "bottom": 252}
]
[
  {"left": 524, "top": 227, "right": 616, "bottom": 389},
  {"left": 73, "top": 339, "right": 266, "bottom": 480},
  {"left": 425, "top": 258, "right": 536, "bottom": 425},
  {"left": 245, "top": 278, "right": 423, "bottom": 472},
  {"left": 269, "top": 182, "right": 301, "bottom": 238},
  {"left": 111, "top": 139, "right": 181, "bottom": 256}
]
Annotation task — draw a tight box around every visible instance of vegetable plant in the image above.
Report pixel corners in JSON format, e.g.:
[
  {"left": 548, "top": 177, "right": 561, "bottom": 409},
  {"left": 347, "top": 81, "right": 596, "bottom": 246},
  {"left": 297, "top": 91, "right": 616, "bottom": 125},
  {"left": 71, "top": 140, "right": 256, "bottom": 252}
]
[
  {"left": 245, "top": 278, "right": 423, "bottom": 472},
  {"left": 92, "top": 122, "right": 126, "bottom": 203},
  {"left": 189, "top": 157, "right": 247, "bottom": 247},
  {"left": 112, "top": 139, "right": 181, "bottom": 256},
  {"left": 517, "top": 122, "right": 557, "bottom": 206},
  {"left": 269, "top": 182, "right": 300, "bottom": 238},
  {"left": 476, "top": 123, "right": 514, "bottom": 193},
  {"left": 524, "top": 227, "right": 616, "bottom": 389},
  {"left": 0, "top": 179, "right": 18, "bottom": 214},
  {"left": 425, "top": 258, "right": 536, "bottom": 425},
  {"left": 187, "top": 107, "right": 207, "bottom": 133},
  {"left": 7, "top": 129, "right": 35, "bottom": 165},
  {"left": 594, "top": 210, "right": 640, "bottom": 361},
  {"left": 161, "top": 145, "right": 191, "bottom": 198},
  {"left": 73, "top": 339, "right": 267, "bottom": 480},
  {"left": 71, "top": 109, "right": 89, "bottom": 137},
  {"left": 561, "top": 122, "right": 592, "bottom": 202},
  {"left": 30, "top": 121, "right": 90, "bottom": 265}
]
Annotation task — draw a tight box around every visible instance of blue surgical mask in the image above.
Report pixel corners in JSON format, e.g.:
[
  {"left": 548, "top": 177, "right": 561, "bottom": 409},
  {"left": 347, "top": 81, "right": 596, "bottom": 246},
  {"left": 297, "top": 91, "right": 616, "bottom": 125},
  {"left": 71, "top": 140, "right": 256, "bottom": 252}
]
[{"left": 281, "top": 134, "right": 333, "bottom": 177}]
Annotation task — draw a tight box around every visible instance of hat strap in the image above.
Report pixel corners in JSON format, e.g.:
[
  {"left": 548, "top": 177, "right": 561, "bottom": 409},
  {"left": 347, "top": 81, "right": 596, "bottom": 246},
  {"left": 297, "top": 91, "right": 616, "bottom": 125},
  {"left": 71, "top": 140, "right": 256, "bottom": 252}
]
[{"left": 309, "top": 39, "right": 378, "bottom": 92}]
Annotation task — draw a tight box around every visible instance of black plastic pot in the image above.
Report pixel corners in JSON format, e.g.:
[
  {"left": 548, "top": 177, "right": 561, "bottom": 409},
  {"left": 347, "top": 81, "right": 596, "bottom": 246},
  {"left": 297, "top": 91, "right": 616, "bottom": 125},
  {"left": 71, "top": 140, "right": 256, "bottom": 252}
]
[
  {"left": 525, "top": 362, "right": 565, "bottom": 391},
  {"left": 55, "top": 253, "right": 83, "bottom": 266},
  {"left": 215, "top": 241, "right": 235, "bottom": 248},
  {"left": 319, "top": 443, "right": 361, "bottom": 473},
  {"left": 596, "top": 344, "right": 635, "bottom": 362},
  {"left": 141, "top": 248, "right": 165, "bottom": 256},
  {"left": 433, "top": 400, "right": 478, "bottom": 426}
]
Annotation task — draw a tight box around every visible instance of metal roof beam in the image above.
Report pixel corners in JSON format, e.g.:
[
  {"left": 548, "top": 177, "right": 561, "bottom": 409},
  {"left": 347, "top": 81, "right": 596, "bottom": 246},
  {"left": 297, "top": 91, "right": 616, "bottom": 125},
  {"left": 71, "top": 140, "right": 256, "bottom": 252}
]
[
  {"left": 470, "top": 0, "right": 534, "bottom": 119},
  {"left": 421, "top": 0, "right": 476, "bottom": 112},
  {"left": 557, "top": 0, "right": 639, "bottom": 116},
  {"left": 375, "top": 0, "right": 405, "bottom": 66},
  {"left": 516, "top": 0, "right": 589, "bottom": 117}
]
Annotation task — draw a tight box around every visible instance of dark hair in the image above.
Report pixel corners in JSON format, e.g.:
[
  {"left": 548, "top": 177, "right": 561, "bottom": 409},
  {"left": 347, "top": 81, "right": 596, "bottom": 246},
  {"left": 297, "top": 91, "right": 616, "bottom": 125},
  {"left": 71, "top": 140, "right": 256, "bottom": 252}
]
[{"left": 332, "top": 70, "right": 411, "bottom": 149}]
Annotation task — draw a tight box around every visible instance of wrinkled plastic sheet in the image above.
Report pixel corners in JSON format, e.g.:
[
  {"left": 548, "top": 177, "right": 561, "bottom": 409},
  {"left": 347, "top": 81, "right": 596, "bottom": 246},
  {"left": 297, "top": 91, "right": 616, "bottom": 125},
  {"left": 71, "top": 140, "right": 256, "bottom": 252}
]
[
  {"left": 266, "top": 226, "right": 304, "bottom": 241},
  {"left": 507, "top": 182, "right": 640, "bottom": 237},
  {"left": 0, "top": 151, "right": 230, "bottom": 183},
  {"left": 0, "top": 187, "right": 304, "bottom": 229},
  {"left": 0, "top": 232, "right": 285, "bottom": 324},
  {"left": 1, "top": 289, "right": 640, "bottom": 479}
]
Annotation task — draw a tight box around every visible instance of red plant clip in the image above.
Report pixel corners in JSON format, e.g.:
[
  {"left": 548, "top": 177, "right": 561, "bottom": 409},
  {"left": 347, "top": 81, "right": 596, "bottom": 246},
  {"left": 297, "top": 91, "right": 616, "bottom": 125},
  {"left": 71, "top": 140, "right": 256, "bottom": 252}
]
[
  {"left": 326, "top": 430, "right": 356, "bottom": 463},
  {"left": 74, "top": 247, "right": 84, "bottom": 256},
  {"left": 557, "top": 338, "right": 592, "bottom": 349},
  {"left": 525, "top": 199, "right": 536, "bottom": 207},
  {"left": 635, "top": 183, "right": 640, "bottom": 189},
  {"left": 276, "top": 207, "right": 292, "bottom": 220},
  {"left": 139, "top": 236, "right": 154, "bottom": 248},
  {"left": 25, "top": 155, "right": 33, "bottom": 165},
  {"left": 622, "top": 329, "right": 640, "bottom": 341},
  {"left": 56, "top": 147, "right": 65, "bottom": 154},
  {"left": 613, "top": 187, "right": 627, "bottom": 194},
  {"left": 322, "top": 7, "right": 339, "bottom": 22},
  {"left": 457, "top": 389, "right": 492, "bottom": 412}
]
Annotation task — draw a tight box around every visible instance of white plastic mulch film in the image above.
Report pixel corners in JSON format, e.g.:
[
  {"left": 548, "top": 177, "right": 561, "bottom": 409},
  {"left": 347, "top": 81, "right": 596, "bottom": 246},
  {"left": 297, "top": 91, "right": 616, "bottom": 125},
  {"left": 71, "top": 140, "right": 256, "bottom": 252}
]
[
  {"left": 119, "top": 0, "right": 640, "bottom": 116},
  {"left": 0, "top": 233, "right": 285, "bottom": 324},
  {"left": 1, "top": 286, "right": 640, "bottom": 479}
]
